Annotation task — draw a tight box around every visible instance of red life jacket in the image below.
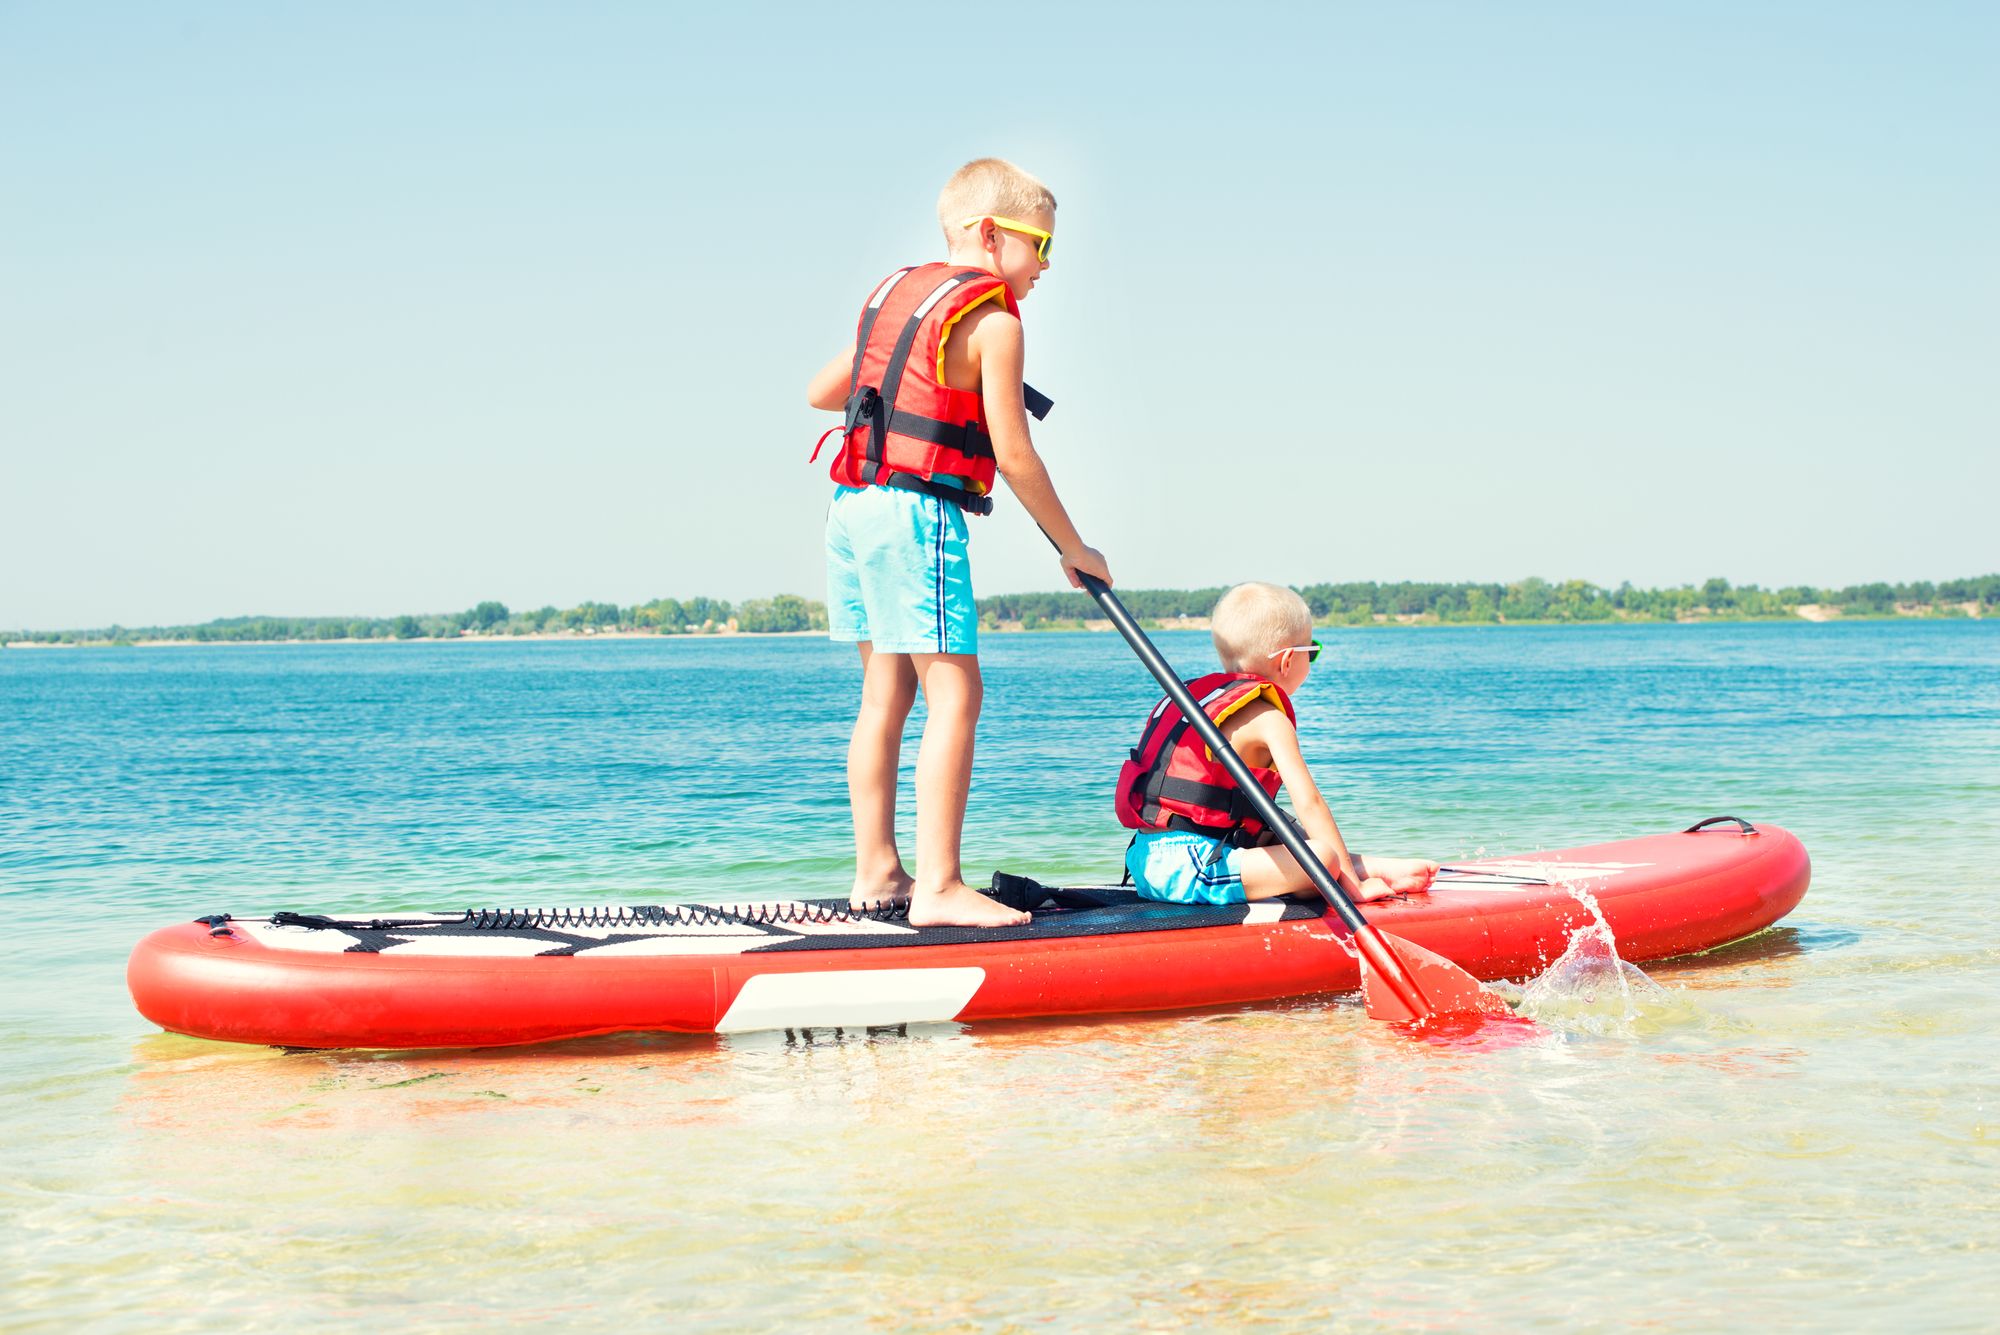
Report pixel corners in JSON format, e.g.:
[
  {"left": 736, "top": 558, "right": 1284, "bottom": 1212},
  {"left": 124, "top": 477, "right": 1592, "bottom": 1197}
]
[
  {"left": 811, "top": 262, "right": 1052, "bottom": 515},
  {"left": 1115, "top": 673, "right": 1297, "bottom": 841}
]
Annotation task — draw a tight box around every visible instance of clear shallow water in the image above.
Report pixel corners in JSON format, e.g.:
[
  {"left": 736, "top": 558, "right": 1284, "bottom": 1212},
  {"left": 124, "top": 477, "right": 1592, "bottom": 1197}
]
[{"left": 3, "top": 623, "right": 1996, "bottom": 1330}]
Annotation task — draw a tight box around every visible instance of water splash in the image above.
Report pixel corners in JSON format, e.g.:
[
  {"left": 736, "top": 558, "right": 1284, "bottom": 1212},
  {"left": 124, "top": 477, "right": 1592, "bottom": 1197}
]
[{"left": 1514, "top": 860, "right": 1674, "bottom": 1035}]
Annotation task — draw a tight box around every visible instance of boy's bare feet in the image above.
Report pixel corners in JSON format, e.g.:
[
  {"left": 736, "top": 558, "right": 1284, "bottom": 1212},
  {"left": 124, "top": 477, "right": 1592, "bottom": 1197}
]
[
  {"left": 1353, "top": 876, "right": 1398, "bottom": 903},
  {"left": 1360, "top": 857, "right": 1440, "bottom": 895},
  {"left": 851, "top": 868, "right": 916, "bottom": 913},
  {"left": 907, "top": 880, "right": 1031, "bottom": 929}
]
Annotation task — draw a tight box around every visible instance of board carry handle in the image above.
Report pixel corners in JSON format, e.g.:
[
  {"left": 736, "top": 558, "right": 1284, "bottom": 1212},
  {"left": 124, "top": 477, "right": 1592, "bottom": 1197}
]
[{"left": 1685, "top": 815, "right": 1758, "bottom": 834}]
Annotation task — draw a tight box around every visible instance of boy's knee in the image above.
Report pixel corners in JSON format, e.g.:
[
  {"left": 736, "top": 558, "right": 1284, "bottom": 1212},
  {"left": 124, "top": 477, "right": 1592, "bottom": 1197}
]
[
  {"left": 926, "top": 684, "right": 982, "bottom": 729},
  {"left": 874, "top": 674, "right": 919, "bottom": 711},
  {"left": 857, "top": 677, "right": 916, "bottom": 722},
  {"left": 935, "top": 683, "right": 982, "bottom": 721},
  {"left": 917, "top": 656, "right": 983, "bottom": 710},
  {"left": 859, "top": 655, "right": 918, "bottom": 710}
]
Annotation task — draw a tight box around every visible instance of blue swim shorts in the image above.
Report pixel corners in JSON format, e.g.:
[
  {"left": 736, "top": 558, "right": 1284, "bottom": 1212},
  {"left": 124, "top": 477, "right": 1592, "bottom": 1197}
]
[
  {"left": 1127, "top": 829, "right": 1251, "bottom": 905},
  {"left": 825, "top": 482, "right": 978, "bottom": 655}
]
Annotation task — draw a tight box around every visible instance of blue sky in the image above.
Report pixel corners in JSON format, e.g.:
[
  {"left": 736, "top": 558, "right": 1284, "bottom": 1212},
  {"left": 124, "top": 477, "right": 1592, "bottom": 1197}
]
[{"left": 3, "top": 2, "right": 1993, "bottom": 628}]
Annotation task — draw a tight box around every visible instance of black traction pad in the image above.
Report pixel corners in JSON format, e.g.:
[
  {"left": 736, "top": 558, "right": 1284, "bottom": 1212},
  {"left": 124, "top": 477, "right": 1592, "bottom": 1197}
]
[
  {"left": 254, "top": 883, "right": 1326, "bottom": 958},
  {"left": 749, "top": 890, "right": 1322, "bottom": 953}
]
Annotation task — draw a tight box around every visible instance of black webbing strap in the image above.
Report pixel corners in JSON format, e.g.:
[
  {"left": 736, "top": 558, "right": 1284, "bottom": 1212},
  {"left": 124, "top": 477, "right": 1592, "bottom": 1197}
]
[
  {"left": 1127, "top": 700, "right": 1177, "bottom": 770},
  {"left": 849, "top": 267, "right": 913, "bottom": 395},
  {"left": 1023, "top": 383, "right": 1053, "bottom": 421},
  {"left": 1163, "top": 814, "right": 1253, "bottom": 846},
  {"left": 1153, "top": 774, "right": 1245, "bottom": 815},
  {"left": 886, "top": 407, "right": 994, "bottom": 460},
  {"left": 987, "top": 873, "right": 1124, "bottom": 913},
  {"left": 880, "top": 471, "right": 994, "bottom": 516},
  {"left": 1136, "top": 719, "right": 1194, "bottom": 816}
]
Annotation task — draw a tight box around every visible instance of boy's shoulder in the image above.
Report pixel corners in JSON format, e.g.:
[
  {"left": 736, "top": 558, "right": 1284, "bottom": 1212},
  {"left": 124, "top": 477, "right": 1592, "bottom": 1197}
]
[
  {"left": 1220, "top": 695, "right": 1296, "bottom": 737},
  {"left": 956, "top": 297, "right": 1020, "bottom": 342},
  {"left": 939, "top": 299, "right": 1021, "bottom": 394}
]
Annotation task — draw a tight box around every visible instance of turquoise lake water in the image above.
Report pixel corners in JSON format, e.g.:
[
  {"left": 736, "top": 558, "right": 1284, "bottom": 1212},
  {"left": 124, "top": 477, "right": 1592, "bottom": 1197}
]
[{"left": 4, "top": 623, "right": 1996, "bottom": 1329}]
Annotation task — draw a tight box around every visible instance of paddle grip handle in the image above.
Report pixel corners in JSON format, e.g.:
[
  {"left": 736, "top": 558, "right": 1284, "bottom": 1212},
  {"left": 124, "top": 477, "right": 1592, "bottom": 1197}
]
[{"left": 1075, "top": 572, "right": 1369, "bottom": 935}]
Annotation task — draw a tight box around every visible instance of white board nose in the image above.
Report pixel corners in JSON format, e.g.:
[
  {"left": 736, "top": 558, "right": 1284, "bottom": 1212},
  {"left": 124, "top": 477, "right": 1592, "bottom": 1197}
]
[{"left": 716, "top": 967, "right": 987, "bottom": 1034}]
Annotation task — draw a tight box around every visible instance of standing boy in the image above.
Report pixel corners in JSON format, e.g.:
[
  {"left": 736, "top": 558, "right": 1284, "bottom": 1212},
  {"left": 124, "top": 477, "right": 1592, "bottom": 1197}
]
[{"left": 807, "top": 158, "right": 1110, "bottom": 927}]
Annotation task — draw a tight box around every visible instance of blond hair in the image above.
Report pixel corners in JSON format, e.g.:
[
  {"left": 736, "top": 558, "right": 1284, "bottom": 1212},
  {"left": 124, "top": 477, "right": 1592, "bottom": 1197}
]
[
  {"left": 1211, "top": 583, "right": 1314, "bottom": 672},
  {"left": 937, "top": 158, "right": 1056, "bottom": 245}
]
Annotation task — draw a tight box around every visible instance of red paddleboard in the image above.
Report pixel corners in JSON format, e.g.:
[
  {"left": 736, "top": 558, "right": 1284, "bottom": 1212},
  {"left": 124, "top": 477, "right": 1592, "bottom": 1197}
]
[{"left": 128, "top": 820, "right": 1808, "bottom": 1050}]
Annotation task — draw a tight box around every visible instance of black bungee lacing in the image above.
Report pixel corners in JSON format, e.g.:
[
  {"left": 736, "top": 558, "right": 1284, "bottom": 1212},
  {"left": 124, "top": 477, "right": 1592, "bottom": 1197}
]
[
  {"left": 463, "top": 900, "right": 911, "bottom": 930},
  {"left": 266, "top": 899, "right": 912, "bottom": 934}
]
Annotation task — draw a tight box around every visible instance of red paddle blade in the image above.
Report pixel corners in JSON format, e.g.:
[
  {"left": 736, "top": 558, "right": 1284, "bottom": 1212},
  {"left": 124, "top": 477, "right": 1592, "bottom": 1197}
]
[{"left": 1355, "top": 927, "right": 1514, "bottom": 1024}]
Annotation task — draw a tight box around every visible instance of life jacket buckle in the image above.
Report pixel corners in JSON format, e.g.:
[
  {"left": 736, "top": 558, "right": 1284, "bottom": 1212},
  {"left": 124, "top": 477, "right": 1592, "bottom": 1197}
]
[
  {"left": 813, "top": 386, "right": 885, "bottom": 463},
  {"left": 844, "top": 385, "right": 882, "bottom": 436}
]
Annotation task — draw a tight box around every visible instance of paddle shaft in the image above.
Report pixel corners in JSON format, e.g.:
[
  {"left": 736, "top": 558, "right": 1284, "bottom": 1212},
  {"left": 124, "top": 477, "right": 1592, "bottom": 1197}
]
[{"left": 1075, "top": 573, "right": 1370, "bottom": 936}]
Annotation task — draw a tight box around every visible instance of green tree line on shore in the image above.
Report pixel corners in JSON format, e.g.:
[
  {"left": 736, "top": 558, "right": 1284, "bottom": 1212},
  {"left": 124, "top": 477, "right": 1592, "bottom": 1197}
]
[
  {"left": 982, "top": 574, "right": 2000, "bottom": 627},
  {"left": 8, "top": 575, "right": 1993, "bottom": 645},
  {"left": 5, "top": 593, "right": 826, "bottom": 645}
]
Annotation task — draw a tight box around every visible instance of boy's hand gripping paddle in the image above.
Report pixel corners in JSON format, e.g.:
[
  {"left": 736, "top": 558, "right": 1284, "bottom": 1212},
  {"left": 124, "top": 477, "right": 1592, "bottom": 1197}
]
[{"left": 1076, "top": 572, "right": 1511, "bottom": 1025}]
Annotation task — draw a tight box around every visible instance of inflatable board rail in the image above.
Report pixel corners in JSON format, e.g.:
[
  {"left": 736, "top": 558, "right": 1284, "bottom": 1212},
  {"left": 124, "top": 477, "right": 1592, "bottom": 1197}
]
[{"left": 127, "top": 821, "right": 1809, "bottom": 1049}]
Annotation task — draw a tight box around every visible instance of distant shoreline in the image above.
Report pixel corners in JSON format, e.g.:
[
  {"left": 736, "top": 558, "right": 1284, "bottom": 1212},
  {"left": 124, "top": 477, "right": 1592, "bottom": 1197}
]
[
  {"left": 9, "top": 576, "right": 1991, "bottom": 647},
  {"left": 1, "top": 628, "right": 827, "bottom": 649},
  {"left": 6, "top": 606, "right": 1984, "bottom": 650},
  {"left": 11, "top": 575, "right": 1984, "bottom": 647},
  {"left": 993, "top": 602, "right": 1985, "bottom": 634}
]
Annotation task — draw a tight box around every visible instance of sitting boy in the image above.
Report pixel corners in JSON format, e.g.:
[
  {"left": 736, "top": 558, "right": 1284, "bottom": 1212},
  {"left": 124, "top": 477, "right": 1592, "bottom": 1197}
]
[{"left": 1114, "top": 582, "right": 1438, "bottom": 905}]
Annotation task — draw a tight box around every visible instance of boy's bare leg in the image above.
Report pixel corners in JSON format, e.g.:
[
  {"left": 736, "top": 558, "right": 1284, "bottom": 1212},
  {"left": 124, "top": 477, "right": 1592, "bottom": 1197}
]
[
  {"left": 906, "top": 652, "right": 1028, "bottom": 927},
  {"left": 1236, "top": 840, "right": 1398, "bottom": 902},
  {"left": 848, "top": 643, "right": 918, "bottom": 910}
]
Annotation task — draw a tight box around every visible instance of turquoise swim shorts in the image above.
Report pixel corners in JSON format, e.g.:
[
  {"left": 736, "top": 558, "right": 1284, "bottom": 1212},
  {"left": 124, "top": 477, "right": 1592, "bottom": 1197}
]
[
  {"left": 1127, "top": 829, "right": 1251, "bottom": 905},
  {"left": 824, "top": 482, "right": 978, "bottom": 655}
]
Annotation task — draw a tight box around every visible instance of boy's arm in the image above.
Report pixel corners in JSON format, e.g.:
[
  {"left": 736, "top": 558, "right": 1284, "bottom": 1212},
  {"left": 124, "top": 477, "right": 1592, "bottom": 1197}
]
[
  {"left": 1245, "top": 712, "right": 1362, "bottom": 883},
  {"left": 972, "top": 314, "right": 1111, "bottom": 588},
  {"left": 807, "top": 343, "right": 855, "bottom": 411}
]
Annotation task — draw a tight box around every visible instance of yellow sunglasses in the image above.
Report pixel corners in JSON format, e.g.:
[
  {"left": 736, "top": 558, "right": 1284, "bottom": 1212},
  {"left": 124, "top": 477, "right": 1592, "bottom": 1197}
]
[{"left": 960, "top": 215, "right": 1053, "bottom": 263}]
